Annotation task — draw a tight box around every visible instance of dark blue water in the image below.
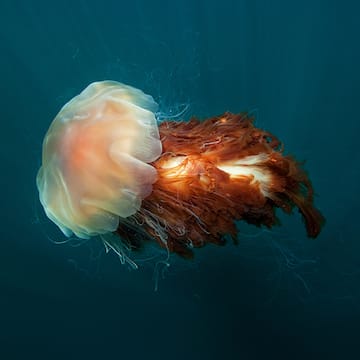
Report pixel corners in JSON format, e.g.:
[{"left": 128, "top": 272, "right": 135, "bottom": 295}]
[{"left": 1, "top": 0, "right": 359, "bottom": 358}]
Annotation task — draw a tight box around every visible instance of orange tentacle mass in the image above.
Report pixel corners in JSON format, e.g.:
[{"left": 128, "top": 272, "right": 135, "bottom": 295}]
[{"left": 116, "top": 112, "right": 325, "bottom": 258}]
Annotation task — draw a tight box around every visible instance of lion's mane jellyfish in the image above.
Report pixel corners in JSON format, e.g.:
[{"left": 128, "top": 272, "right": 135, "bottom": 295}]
[{"left": 37, "top": 81, "right": 325, "bottom": 263}]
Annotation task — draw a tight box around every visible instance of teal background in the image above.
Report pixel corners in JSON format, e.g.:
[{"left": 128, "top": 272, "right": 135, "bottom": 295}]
[{"left": 1, "top": 0, "right": 359, "bottom": 358}]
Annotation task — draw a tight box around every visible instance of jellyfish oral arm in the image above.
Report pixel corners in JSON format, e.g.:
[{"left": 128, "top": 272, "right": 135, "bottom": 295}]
[
  {"left": 126, "top": 113, "right": 325, "bottom": 257},
  {"left": 159, "top": 153, "right": 273, "bottom": 196}
]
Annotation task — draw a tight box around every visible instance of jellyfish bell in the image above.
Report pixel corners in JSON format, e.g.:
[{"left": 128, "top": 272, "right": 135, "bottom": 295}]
[{"left": 36, "top": 81, "right": 162, "bottom": 239}]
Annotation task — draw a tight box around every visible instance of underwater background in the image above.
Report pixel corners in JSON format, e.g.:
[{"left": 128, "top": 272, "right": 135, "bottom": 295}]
[{"left": 1, "top": 0, "right": 359, "bottom": 358}]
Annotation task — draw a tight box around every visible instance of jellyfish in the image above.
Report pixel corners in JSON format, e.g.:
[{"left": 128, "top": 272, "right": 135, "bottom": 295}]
[{"left": 37, "top": 81, "right": 325, "bottom": 262}]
